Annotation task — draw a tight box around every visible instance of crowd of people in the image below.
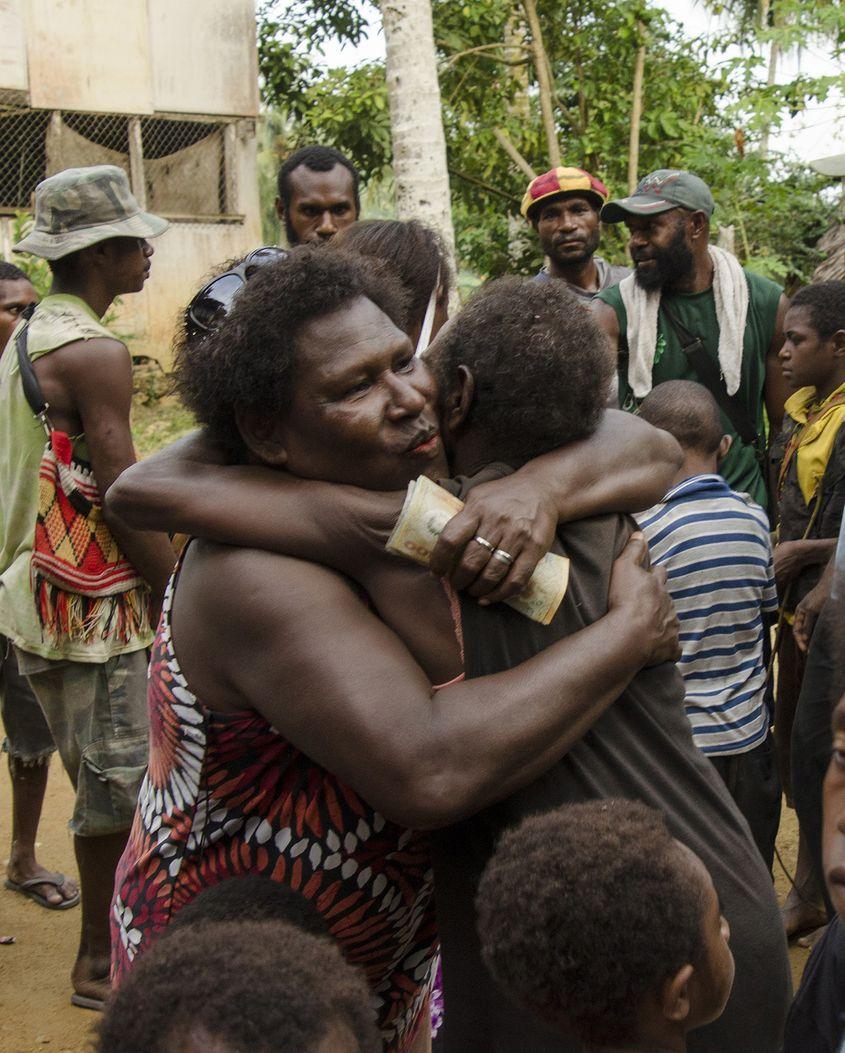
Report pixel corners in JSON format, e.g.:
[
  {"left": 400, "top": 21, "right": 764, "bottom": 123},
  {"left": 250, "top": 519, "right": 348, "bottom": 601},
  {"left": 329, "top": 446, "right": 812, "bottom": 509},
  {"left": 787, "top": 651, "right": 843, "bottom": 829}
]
[{"left": 0, "top": 145, "right": 844, "bottom": 1053}]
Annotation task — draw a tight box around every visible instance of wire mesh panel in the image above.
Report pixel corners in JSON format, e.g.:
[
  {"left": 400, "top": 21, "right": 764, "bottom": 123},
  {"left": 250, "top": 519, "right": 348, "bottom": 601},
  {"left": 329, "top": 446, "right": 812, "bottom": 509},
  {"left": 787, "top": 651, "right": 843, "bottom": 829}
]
[
  {"left": 47, "top": 113, "right": 130, "bottom": 174},
  {"left": 0, "top": 107, "right": 233, "bottom": 218},
  {"left": 0, "top": 108, "right": 50, "bottom": 210},
  {"left": 141, "top": 117, "right": 228, "bottom": 217}
]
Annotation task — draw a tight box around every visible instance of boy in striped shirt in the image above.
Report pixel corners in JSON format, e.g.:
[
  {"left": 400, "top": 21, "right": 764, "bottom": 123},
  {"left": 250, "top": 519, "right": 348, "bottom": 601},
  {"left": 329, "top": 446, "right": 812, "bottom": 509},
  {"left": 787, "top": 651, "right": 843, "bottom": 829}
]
[{"left": 636, "top": 380, "right": 780, "bottom": 869}]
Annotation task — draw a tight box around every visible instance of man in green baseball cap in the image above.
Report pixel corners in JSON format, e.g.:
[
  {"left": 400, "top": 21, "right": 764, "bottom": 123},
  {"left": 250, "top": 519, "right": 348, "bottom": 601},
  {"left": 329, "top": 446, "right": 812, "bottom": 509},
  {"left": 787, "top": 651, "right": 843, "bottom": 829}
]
[
  {"left": 594, "top": 168, "right": 790, "bottom": 515},
  {"left": 0, "top": 165, "right": 176, "bottom": 1009}
]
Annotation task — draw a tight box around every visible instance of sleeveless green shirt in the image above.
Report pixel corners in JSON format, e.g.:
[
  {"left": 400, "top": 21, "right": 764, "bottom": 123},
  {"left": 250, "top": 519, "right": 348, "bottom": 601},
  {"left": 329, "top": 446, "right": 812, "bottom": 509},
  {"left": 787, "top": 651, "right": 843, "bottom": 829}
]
[
  {"left": 0, "top": 294, "right": 152, "bottom": 661},
  {"left": 597, "top": 270, "right": 781, "bottom": 510}
]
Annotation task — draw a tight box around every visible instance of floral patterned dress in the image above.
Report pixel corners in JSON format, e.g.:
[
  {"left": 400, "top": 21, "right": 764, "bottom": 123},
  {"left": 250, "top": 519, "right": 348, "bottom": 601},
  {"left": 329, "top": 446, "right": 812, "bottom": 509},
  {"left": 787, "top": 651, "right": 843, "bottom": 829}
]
[{"left": 110, "top": 564, "right": 438, "bottom": 1051}]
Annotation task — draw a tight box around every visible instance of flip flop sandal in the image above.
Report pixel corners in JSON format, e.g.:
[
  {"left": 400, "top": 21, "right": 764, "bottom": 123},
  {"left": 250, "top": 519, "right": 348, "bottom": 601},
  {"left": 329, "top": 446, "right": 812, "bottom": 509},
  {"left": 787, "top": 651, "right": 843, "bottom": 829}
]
[
  {"left": 70, "top": 993, "right": 105, "bottom": 1012},
  {"left": 4, "top": 874, "right": 80, "bottom": 910}
]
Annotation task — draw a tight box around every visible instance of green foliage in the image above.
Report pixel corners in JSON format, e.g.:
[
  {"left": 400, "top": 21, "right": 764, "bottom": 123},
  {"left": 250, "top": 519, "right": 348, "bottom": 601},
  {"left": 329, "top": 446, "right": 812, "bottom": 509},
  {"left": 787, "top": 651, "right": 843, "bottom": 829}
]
[
  {"left": 256, "top": 0, "right": 843, "bottom": 286},
  {"left": 11, "top": 212, "right": 51, "bottom": 298}
]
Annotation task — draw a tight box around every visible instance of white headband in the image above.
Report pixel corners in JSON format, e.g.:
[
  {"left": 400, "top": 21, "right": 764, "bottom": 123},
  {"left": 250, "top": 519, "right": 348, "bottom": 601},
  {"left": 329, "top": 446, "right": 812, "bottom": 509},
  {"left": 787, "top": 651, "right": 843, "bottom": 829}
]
[{"left": 414, "top": 266, "right": 441, "bottom": 357}]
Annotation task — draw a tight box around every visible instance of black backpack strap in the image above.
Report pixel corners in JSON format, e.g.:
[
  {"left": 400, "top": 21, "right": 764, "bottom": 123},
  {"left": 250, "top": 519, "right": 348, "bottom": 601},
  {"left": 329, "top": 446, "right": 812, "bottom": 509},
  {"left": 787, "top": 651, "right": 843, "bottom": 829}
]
[
  {"left": 660, "top": 300, "right": 759, "bottom": 448},
  {"left": 14, "top": 303, "right": 51, "bottom": 436}
]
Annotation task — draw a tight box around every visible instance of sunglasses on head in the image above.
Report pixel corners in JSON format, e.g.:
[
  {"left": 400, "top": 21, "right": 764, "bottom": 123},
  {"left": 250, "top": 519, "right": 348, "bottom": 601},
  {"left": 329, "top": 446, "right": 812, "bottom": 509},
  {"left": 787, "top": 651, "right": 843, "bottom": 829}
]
[{"left": 186, "top": 246, "right": 289, "bottom": 338}]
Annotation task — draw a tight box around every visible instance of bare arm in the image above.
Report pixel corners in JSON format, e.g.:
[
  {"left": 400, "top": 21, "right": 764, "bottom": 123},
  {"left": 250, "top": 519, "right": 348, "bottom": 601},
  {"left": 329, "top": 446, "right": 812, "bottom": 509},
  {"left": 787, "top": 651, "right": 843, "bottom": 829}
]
[
  {"left": 793, "top": 550, "right": 837, "bottom": 653},
  {"left": 429, "top": 410, "right": 681, "bottom": 599},
  {"left": 191, "top": 533, "right": 679, "bottom": 830},
  {"left": 106, "top": 430, "right": 400, "bottom": 574},
  {"left": 765, "top": 294, "right": 791, "bottom": 519},
  {"left": 38, "top": 338, "right": 176, "bottom": 608},
  {"left": 765, "top": 294, "right": 790, "bottom": 438},
  {"left": 774, "top": 538, "right": 837, "bottom": 591},
  {"left": 108, "top": 411, "right": 681, "bottom": 605}
]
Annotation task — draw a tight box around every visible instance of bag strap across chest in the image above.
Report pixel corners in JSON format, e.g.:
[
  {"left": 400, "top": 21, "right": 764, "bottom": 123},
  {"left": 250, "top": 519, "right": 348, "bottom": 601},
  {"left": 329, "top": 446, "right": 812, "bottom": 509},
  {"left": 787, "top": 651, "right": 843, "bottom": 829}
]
[
  {"left": 14, "top": 303, "right": 51, "bottom": 436},
  {"left": 659, "top": 299, "right": 759, "bottom": 449}
]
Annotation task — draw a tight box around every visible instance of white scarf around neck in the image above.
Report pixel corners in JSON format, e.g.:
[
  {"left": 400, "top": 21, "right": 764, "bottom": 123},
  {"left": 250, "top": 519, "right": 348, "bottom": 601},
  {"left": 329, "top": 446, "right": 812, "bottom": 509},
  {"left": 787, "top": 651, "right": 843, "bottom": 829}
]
[{"left": 619, "top": 244, "right": 749, "bottom": 399}]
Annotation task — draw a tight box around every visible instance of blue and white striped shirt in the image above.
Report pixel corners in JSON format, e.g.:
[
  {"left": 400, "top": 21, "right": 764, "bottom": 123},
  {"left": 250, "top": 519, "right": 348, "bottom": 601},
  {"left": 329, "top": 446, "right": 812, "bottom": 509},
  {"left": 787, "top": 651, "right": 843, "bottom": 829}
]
[{"left": 636, "top": 474, "right": 777, "bottom": 756}]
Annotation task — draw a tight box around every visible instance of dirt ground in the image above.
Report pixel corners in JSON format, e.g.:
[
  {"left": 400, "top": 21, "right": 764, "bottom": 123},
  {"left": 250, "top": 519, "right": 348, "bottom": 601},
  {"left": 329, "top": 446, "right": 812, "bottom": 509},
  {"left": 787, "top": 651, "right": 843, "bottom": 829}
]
[{"left": 0, "top": 750, "right": 815, "bottom": 1053}]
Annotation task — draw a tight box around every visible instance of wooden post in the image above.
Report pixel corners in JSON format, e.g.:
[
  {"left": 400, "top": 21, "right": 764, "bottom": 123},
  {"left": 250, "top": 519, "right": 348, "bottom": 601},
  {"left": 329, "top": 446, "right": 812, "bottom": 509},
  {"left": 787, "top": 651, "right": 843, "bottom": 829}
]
[
  {"left": 128, "top": 117, "right": 146, "bottom": 209},
  {"left": 223, "top": 122, "right": 239, "bottom": 215}
]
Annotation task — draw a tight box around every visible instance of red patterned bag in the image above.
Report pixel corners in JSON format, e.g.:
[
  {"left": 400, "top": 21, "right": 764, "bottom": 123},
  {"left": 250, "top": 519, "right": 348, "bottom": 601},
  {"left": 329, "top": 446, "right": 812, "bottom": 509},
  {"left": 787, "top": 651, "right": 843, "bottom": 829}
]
[{"left": 16, "top": 309, "right": 150, "bottom": 644}]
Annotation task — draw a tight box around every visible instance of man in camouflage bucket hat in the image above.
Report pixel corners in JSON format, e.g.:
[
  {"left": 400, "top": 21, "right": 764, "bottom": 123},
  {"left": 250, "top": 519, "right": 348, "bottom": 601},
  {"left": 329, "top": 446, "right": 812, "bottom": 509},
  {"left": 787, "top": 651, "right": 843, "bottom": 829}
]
[
  {"left": 14, "top": 165, "right": 168, "bottom": 259},
  {"left": 0, "top": 166, "right": 176, "bottom": 1009}
]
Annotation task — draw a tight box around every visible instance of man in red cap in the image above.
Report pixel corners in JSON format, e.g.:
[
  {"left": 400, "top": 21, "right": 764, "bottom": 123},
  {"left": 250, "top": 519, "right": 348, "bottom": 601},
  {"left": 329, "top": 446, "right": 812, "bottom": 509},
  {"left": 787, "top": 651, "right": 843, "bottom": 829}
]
[{"left": 521, "top": 166, "right": 630, "bottom": 299}]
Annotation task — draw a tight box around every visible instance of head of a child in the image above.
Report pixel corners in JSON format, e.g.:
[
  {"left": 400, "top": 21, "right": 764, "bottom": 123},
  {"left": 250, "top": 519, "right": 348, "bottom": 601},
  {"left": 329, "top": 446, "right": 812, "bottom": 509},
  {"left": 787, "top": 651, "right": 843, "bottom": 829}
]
[
  {"left": 167, "top": 874, "right": 329, "bottom": 937},
  {"left": 638, "top": 380, "right": 730, "bottom": 482},
  {"left": 97, "top": 920, "right": 380, "bottom": 1053},
  {"left": 780, "top": 282, "right": 845, "bottom": 400},
  {"left": 477, "top": 799, "right": 734, "bottom": 1051}
]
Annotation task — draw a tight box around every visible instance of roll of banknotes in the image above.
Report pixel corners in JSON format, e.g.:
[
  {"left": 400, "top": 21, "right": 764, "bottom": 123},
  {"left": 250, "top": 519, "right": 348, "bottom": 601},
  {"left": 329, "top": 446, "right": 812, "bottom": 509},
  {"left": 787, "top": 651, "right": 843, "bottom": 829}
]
[{"left": 386, "top": 475, "right": 569, "bottom": 625}]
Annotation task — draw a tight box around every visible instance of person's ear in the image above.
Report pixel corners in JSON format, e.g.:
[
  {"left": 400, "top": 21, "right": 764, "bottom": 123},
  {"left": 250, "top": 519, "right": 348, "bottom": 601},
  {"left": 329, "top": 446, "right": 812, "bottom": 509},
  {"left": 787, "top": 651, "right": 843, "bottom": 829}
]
[
  {"left": 234, "top": 406, "right": 288, "bottom": 467},
  {"left": 829, "top": 329, "right": 845, "bottom": 359},
  {"left": 84, "top": 241, "right": 113, "bottom": 271},
  {"left": 717, "top": 434, "right": 733, "bottom": 462},
  {"left": 275, "top": 196, "right": 285, "bottom": 222},
  {"left": 688, "top": 211, "right": 708, "bottom": 243},
  {"left": 661, "top": 962, "right": 694, "bottom": 1024},
  {"left": 443, "top": 364, "right": 475, "bottom": 434}
]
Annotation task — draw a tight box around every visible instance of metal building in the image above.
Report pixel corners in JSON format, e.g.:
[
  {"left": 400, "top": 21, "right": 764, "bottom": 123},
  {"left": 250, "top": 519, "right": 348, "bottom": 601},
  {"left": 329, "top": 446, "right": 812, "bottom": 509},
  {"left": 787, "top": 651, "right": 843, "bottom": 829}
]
[{"left": 0, "top": 0, "right": 262, "bottom": 365}]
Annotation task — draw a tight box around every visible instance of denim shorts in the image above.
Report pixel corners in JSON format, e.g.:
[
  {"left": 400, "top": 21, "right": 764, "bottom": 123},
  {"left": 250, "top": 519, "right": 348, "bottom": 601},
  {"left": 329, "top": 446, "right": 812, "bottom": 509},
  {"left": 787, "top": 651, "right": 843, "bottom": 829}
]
[
  {"left": 14, "top": 646, "right": 149, "bottom": 837},
  {"left": 1, "top": 635, "right": 56, "bottom": 770}
]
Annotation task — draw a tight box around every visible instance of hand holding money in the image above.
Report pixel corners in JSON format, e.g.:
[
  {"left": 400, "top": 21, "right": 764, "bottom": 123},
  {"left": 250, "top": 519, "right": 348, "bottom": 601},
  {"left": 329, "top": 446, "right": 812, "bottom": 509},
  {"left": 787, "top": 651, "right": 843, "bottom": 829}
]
[{"left": 387, "top": 475, "right": 569, "bottom": 625}]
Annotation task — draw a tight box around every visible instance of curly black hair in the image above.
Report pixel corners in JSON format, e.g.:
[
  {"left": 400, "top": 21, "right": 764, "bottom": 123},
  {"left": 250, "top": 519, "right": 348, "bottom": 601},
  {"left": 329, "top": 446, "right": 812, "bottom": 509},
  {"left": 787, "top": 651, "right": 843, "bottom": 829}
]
[
  {"left": 97, "top": 920, "right": 380, "bottom": 1053},
  {"left": 173, "top": 245, "right": 408, "bottom": 459},
  {"left": 277, "top": 145, "right": 361, "bottom": 215},
  {"left": 428, "top": 276, "right": 612, "bottom": 466},
  {"left": 167, "top": 876, "right": 329, "bottom": 937},
  {"left": 790, "top": 281, "right": 845, "bottom": 341},
  {"left": 334, "top": 220, "right": 451, "bottom": 333},
  {"left": 476, "top": 799, "right": 707, "bottom": 1047},
  {"left": 0, "top": 261, "right": 30, "bottom": 283},
  {"left": 638, "top": 379, "right": 724, "bottom": 455}
]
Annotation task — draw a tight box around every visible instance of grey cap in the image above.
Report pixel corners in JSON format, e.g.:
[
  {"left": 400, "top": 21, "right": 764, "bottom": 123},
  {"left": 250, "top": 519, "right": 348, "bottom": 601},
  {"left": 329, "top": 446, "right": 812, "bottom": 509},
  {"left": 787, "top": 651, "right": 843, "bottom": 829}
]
[
  {"left": 14, "top": 165, "right": 168, "bottom": 260},
  {"left": 600, "top": 169, "right": 715, "bottom": 224}
]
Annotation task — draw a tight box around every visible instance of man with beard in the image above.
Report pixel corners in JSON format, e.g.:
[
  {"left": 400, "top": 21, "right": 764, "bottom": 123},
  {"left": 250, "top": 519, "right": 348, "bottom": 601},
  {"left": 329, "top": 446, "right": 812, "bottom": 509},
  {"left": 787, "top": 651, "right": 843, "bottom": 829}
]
[
  {"left": 275, "top": 145, "right": 360, "bottom": 246},
  {"left": 522, "top": 166, "right": 630, "bottom": 299},
  {"left": 594, "top": 169, "right": 789, "bottom": 512}
]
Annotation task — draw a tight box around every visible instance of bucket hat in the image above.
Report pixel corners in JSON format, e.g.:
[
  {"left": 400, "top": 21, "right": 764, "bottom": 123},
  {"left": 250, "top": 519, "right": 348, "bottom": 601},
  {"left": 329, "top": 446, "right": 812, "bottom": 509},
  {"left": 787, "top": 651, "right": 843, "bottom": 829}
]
[{"left": 14, "top": 165, "right": 168, "bottom": 260}]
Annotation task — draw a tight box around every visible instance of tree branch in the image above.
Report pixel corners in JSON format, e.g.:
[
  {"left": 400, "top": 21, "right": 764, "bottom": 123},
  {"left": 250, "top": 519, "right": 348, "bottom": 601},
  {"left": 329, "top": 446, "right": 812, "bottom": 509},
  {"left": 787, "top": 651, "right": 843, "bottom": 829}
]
[
  {"left": 627, "top": 24, "right": 647, "bottom": 193},
  {"left": 448, "top": 166, "right": 519, "bottom": 203},
  {"left": 521, "top": 0, "right": 561, "bottom": 167},
  {"left": 492, "top": 128, "right": 537, "bottom": 179},
  {"left": 440, "top": 42, "right": 531, "bottom": 67}
]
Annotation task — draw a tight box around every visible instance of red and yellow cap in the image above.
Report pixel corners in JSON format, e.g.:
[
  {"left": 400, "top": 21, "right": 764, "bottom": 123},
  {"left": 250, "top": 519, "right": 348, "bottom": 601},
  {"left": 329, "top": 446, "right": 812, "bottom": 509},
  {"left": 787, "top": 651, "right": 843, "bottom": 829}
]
[{"left": 520, "top": 166, "right": 609, "bottom": 219}]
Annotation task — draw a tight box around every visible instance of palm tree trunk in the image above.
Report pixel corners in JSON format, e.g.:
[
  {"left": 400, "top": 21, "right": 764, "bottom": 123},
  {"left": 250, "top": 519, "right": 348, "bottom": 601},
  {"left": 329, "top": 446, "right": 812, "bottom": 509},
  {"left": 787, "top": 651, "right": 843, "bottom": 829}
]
[{"left": 380, "top": 0, "right": 457, "bottom": 274}]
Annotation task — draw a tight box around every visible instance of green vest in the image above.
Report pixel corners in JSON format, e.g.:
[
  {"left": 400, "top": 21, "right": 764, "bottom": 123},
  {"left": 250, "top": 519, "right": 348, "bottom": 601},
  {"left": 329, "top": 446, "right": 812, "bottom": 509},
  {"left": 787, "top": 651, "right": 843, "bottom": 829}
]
[
  {"left": 597, "top": 270, "right": 781, "bottom": 511},
  {"left": 0, "top": 294, "right": 152, "bottom": 661}
]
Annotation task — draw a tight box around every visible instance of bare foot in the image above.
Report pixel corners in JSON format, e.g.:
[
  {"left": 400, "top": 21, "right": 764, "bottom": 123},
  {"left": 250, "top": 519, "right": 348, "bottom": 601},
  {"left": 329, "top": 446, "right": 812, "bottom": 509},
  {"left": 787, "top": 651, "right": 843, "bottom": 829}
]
[
  {"left": 5, "top": 860, "right": 79, "bottom": 907},
  {"left": 781, "top": 897, "right": 828, "bottom": 940},
  {"left": 71, "top": 954, "right": 111, "bottom": 1007}
]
